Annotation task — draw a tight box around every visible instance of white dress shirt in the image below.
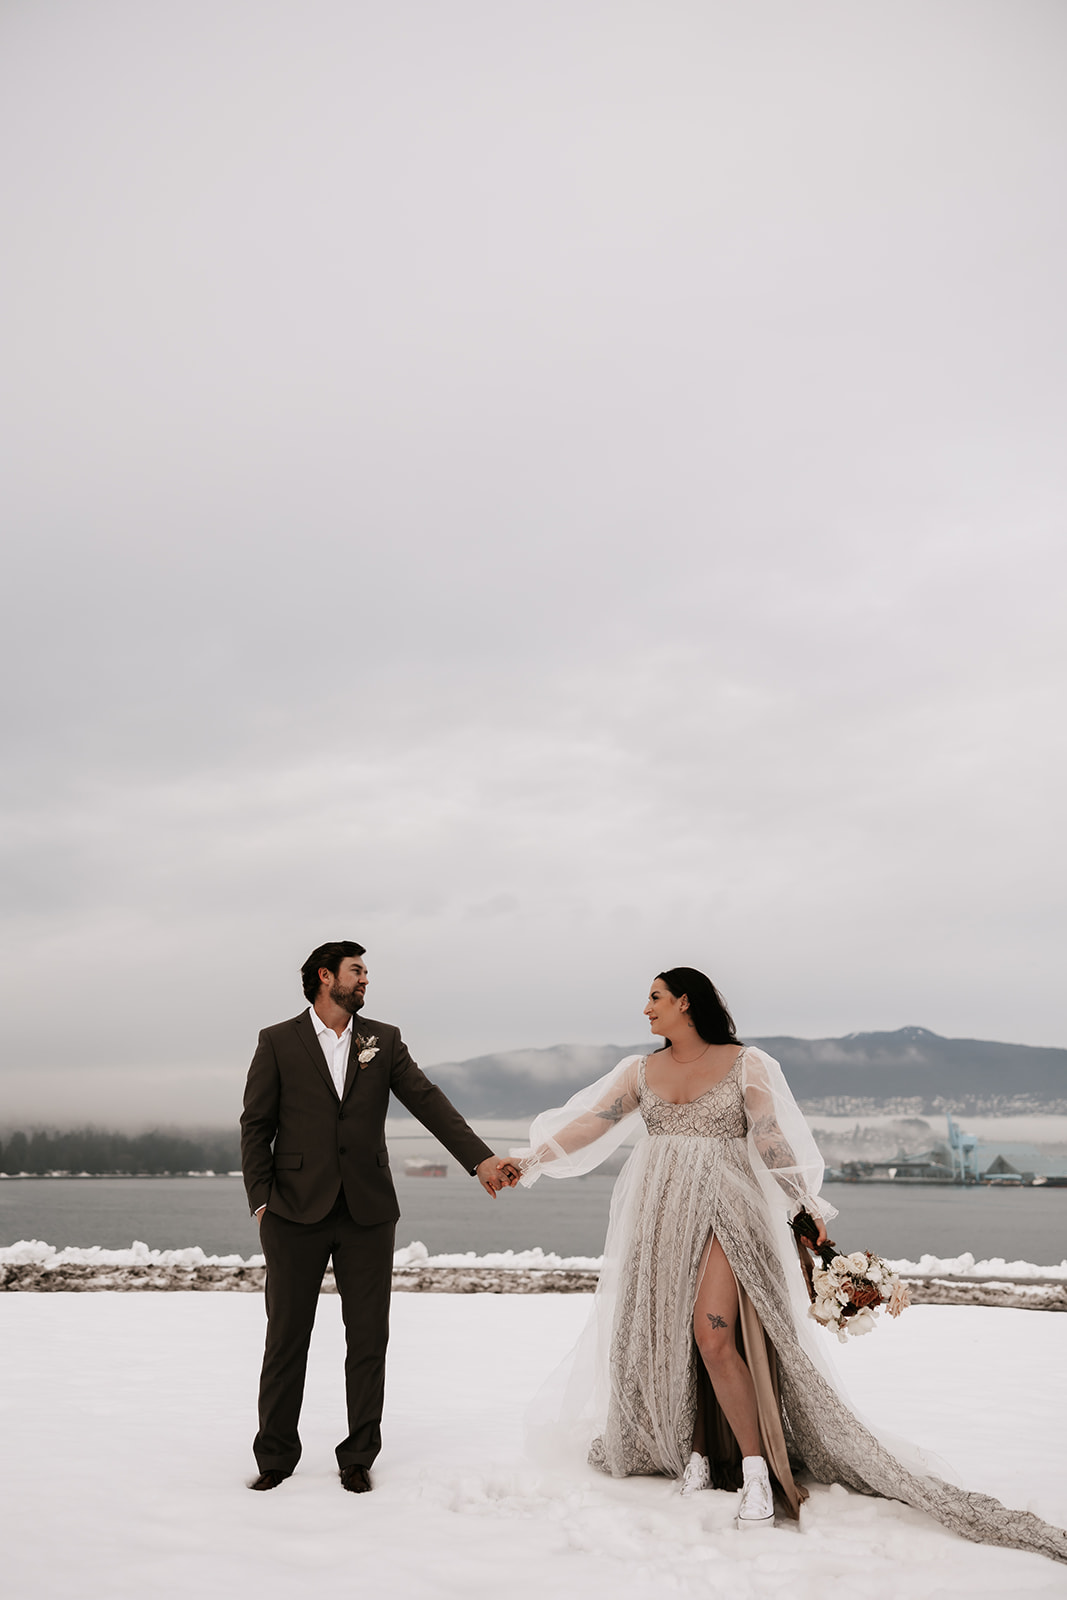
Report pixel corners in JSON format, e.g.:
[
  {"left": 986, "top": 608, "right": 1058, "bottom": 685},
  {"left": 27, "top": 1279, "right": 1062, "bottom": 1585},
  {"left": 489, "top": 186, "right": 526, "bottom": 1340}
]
[{"left": 308, "top": 1003, "right": 353, "bottom": 1099}]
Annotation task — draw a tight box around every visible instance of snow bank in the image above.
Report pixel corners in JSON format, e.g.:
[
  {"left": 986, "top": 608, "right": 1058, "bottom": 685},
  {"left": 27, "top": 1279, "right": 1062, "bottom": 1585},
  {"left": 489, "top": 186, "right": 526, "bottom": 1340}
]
[
  {"left": 885, "top": 1252, "right": 1067, "bottom": 1281},
  {"left": 4, "top": 1239, "right": 1064, "bottom": 1306},
  {"left": 0, "top": 1238, "right": 599, "bottom": 1272},
  {"left": 4, "top": 1238, "right": 1065, "bottom": 1279},
  {"left": 0, "top": 1239, "right": 601, "bottom": 1297},
  {"left": 0, "top": 1238, "right": 265, "bottom": 1269},
  {"left": 392, "top": 1240, "right": 604, "bottom": 1271}
]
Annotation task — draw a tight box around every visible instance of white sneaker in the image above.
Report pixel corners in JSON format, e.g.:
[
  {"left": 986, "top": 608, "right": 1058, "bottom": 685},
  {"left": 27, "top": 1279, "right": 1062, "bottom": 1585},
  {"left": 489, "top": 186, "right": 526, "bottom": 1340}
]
[
  {"left": 679, "top": 1451, "right": 710, "bottom": 1497},
  {"left": 736, "top": 1455, "right": 774, "bottom": 1529}
]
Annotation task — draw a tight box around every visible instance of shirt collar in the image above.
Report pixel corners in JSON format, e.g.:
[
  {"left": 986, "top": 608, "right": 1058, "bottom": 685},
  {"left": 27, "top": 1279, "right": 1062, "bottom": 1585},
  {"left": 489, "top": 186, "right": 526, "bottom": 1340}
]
[{"left": 307, "top": 1003, "right": 353, "bottom": 1041}]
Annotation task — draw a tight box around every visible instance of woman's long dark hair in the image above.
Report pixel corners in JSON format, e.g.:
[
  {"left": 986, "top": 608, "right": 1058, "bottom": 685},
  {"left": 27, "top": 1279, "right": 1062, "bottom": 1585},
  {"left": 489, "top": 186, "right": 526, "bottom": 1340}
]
[{"left": 656, "top": 967, "right": 741, "bottom": 1047}]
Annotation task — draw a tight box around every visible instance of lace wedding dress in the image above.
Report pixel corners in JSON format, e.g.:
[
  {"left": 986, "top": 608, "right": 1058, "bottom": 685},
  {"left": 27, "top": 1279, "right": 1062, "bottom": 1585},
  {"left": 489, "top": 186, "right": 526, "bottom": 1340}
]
[{"left": 516, "top": 1046, "right": 1066, "bottom": 1563}]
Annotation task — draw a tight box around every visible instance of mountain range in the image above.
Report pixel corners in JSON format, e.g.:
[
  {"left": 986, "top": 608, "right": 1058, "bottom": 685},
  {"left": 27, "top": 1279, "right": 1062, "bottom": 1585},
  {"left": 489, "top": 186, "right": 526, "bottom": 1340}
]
[{"left": 423, "top": 1026, "right": 1067, "bottom": 1117}]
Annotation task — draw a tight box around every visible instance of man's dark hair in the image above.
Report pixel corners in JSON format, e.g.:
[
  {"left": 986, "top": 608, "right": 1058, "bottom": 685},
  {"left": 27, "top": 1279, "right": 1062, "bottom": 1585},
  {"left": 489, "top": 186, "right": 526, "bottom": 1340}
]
[{"left": 301, "top": 940, "right": 366, "bottom": 1002}]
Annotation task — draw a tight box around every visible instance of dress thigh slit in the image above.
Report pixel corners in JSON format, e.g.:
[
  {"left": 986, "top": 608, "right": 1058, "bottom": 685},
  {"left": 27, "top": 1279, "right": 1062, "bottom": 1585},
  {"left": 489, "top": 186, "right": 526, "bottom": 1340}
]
[{"left": 694, "top": 1228, "right": 804, "bottom": 1518}]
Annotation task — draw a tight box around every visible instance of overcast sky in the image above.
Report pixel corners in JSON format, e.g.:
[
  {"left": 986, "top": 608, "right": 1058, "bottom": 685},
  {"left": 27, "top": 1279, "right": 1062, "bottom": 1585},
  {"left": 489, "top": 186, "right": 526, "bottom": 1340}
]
[{"left": 2, "top": 1, "right": 1065, "bottom": 1126}]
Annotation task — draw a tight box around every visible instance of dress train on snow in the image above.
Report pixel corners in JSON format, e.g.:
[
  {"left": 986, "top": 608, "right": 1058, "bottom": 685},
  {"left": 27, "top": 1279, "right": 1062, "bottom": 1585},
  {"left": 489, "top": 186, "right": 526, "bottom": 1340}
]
[{"left": 516, "top": 1048, "right": 1067, "bottom": 1564}]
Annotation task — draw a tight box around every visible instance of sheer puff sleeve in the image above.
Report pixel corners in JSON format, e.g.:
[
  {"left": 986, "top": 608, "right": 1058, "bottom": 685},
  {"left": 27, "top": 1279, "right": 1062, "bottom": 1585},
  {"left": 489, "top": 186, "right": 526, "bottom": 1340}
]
[
  {"left": 510, "top": 1056, "right": 645, "bottom": 1185},
  {"left": 742, "top": 1046, "right": 838, "bottom": 1223}
]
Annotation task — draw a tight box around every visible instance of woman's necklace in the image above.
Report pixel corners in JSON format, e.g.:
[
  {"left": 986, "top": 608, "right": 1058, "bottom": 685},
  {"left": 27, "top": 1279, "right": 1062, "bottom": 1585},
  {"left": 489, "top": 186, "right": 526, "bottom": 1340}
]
[{"left": 670, "top": 1038, "right": 712, "bottom": 1066}]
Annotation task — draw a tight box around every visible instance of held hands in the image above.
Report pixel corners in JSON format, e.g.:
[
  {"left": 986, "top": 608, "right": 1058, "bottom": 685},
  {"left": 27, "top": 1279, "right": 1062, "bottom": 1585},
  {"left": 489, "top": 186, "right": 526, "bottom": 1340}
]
[{"left": 476, "top": 1156, "right": 522, "bottom": 1199}]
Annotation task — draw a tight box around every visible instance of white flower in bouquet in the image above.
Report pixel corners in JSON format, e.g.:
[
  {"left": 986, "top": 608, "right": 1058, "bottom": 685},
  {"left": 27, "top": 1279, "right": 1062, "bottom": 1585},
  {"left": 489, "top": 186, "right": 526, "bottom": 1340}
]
[
  {"left": 848, "top": 1309, "right": 877, "bottom": 1336},
  {"left": 847, "top": 1251, "right": 869, "bottom": 1273}
]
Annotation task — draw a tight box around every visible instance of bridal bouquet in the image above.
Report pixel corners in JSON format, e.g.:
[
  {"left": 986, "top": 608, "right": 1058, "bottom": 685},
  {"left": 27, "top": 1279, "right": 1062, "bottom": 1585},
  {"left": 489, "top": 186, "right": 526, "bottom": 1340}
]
[{"left": 791, "top": 1210, "right": 910, "bottom": 1342}]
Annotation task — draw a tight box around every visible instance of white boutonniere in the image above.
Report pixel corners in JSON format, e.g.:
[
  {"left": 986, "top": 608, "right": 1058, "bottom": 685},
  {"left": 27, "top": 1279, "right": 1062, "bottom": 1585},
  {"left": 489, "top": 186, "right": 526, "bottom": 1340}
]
[{"left": 355, "top": 1035, "right": 379, "bottom": 1067}]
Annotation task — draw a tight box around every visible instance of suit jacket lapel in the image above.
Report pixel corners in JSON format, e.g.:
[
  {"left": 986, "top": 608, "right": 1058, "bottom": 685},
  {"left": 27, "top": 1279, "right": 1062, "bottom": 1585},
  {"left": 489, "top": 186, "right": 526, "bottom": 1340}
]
[
  {"left": 340, "top": 1031, "right": 362, "bottom": 1104},
  {"left": 293, "top": 1010, "right": 340, "bottom": 1102}
]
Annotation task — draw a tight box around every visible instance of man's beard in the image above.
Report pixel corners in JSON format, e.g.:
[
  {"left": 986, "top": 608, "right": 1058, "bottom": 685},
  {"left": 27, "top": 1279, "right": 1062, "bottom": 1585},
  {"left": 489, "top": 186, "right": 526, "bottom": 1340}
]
[{"left": 329, "top": 981, "right": 365, "bottom": 1015}]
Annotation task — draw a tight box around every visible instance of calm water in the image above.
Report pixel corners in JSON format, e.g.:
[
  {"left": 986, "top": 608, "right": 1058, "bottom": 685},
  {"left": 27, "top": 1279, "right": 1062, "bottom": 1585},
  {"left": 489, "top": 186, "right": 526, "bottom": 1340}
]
[{"left": 2, "top": 1175, "right": 1065, "bottom": 1264}]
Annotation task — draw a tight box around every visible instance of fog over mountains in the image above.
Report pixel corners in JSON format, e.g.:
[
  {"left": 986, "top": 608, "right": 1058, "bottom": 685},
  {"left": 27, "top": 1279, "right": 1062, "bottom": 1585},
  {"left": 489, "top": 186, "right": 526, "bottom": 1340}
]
[{"left": 424, "top": 1027, "right": 1067, "bottom": 1117}]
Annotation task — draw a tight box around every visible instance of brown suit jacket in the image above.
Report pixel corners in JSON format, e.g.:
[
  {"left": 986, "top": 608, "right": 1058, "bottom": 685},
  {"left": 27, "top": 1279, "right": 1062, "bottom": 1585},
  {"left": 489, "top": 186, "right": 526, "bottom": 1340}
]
[{"left": 240, "top": 1010, "right": 493, "bottom": 1225}]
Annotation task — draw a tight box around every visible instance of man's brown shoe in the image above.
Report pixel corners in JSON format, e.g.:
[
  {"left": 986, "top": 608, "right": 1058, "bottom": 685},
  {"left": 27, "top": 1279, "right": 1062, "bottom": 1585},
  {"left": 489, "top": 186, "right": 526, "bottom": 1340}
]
[
  {"left": 249, "top": 1469, "right": 290, "bottom": 1491},
  {"left": 340, "top": 1464, "right": 372, "bottom": 1493}
]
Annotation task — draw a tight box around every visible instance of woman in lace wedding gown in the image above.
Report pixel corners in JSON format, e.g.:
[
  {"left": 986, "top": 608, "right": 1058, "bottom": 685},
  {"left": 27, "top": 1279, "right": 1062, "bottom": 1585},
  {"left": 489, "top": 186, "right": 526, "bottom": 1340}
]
[{"left": 514, "top": 968, "right": 1066, "bottom": 1562}]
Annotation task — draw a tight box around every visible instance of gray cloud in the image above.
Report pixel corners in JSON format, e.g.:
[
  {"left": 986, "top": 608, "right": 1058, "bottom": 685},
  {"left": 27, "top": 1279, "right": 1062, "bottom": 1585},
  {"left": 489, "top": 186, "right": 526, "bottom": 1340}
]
[{"left": 1, "top": 1, "right": 1064, "bottom": 1125}]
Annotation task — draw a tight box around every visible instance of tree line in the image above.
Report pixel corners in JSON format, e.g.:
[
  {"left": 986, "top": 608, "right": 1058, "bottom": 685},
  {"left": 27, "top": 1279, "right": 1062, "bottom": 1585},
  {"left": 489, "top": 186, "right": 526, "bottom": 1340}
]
[{"left": 0, "top": 1128, "right": 241, "bottom": 1176}]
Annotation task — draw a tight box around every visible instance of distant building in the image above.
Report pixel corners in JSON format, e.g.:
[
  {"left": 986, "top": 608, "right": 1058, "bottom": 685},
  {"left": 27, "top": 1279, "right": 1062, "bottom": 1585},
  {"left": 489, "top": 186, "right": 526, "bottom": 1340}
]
[
  {"left": 975, "top": 1148, "right": 1062, "bottom": 1184},
  {"left": 980, "top": 1154, "right": 1027, "bottom": 1185},
  {"left": 830, "top": 1133, "right": 1065, "bottom": 1186},
  {"left": 835, "top": 1150, "right": 955, "bottom": 1183}
]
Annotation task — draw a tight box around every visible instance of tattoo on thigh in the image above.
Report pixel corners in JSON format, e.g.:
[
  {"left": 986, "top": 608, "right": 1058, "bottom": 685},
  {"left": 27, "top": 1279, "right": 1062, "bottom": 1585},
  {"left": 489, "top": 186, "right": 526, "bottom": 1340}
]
[{"left": 706, "top": 1313, "right": 728, "bottom": 1329}]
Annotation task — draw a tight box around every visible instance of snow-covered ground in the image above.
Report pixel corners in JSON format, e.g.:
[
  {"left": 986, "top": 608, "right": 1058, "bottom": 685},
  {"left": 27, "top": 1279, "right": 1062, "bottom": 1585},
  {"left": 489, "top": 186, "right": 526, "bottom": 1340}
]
[{"left": 2, "top": 1294, "right": 1065, "bottom": 1599}]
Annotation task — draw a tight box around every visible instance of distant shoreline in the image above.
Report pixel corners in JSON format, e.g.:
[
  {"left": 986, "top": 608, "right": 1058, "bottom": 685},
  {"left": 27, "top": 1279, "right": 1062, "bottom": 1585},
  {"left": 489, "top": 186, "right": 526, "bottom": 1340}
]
[
  {"left": 6, "top": 1169, "right": 1067, "bottom": 1187},
  {"left": 0, "top": 1171, "right": 242, "bottom": 1180}
]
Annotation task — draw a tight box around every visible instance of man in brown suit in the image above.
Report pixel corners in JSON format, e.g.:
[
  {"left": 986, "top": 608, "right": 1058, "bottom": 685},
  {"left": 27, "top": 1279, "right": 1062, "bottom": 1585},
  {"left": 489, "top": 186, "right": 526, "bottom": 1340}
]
[{"left": 241, "top": 939, "right": 518, "bottom": 1492}]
